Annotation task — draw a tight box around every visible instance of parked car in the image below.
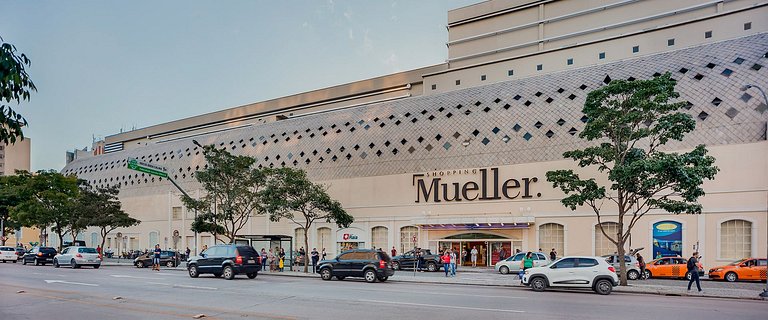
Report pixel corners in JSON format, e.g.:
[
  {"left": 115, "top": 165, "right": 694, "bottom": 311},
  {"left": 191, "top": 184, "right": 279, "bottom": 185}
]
[
  {"left": 708, "top": 258, "right": 767, "bottom": 282},
  {"left": 602, "top": 254, "right": 641, "bottom": 280},
  {"left": 0, "top": 246, "right": 18, "bottom": 263},
  {"left": 644, "top": 257, "right": 704, "bottom": 280},
  {"left": 390, "top": 249, "right": 441, "bottom": 272},
  {"left": 495, "top": 252, "right": 550, "bottom": 274},
  {"left": 317, "top": 249, "right": 394, "bottom": 283},
  {"left": 54, "top": 246, "right": 101, "bottom": 269},
  {"left": 134, "top": 250, "right": 180, "bottom": 268},
  {"left": 187, "top": 244, "right": 260, "bottom": 280},
  {"left": 15, "top": 247, "right": 25, "bottom": 260},
  {"left": 523, "top": 256, "right": 619, "bottom": 295},
  {"left": 22, "top": 247, "right": 57, "bottom": 266}
]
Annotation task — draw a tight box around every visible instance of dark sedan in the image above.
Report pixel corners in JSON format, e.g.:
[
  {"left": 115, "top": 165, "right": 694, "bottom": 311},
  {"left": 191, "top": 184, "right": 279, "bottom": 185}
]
[
  {"left": 317, "top": 249, "right": 394, "bottom": 283},
  {"left": 22, "top": 247, "right": 57, "bottom": 266},
  {"left": 134, "top": 251, "right": 181, "bottom": 268}
]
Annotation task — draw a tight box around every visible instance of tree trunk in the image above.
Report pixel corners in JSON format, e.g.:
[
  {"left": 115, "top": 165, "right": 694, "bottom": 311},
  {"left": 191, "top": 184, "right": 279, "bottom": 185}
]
[
  {"left": 617, "top": 238, "right": 628, "bottom": 286},
  {"left": 57, "top": 232, "right": 64, "bottom": 252},
  {"left": 303, "top": 223, "right": 310, "bottom": 273}
]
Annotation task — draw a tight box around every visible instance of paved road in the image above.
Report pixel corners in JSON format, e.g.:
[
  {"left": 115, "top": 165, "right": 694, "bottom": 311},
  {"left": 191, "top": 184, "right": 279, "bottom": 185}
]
[{"left": 1, "top": 263, "right": 766, "bottom": 320}]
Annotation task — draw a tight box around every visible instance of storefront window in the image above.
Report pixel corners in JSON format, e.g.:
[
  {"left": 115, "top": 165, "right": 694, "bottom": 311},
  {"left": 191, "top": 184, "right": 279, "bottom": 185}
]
[
  {"left": 720, "top": 219, "right": 751, "bottom": 260},
  {"left": 594, "top": 222, "right": 618, "bottom": 256},
  {"left": 539, "top": 223, "right": 564, "bottom": 257},
  {"left": 400, "top": 226, "right": 418, "bottom": 253},
  {"left": 371, "top": 226, "right": 388, "bottom": 250}
]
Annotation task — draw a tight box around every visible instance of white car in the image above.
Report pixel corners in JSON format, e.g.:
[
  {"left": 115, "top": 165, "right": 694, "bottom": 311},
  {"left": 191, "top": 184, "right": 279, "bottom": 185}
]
[
  {"left": 0, "top": 246, "right": 18, "bottom": 263},
  {"left": 494, "top": 252, "right": 550, "bottom": 274},
  {"left": 522, "top": 256, "right": 619, "bottom": 295},
  {"left": 54, "top": 246, "right": 101, "bottom": 269}
]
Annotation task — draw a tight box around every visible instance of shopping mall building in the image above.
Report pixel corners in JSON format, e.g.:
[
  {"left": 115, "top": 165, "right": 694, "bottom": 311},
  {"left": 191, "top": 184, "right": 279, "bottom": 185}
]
[{"left": 61, "top": 0, "right": 767, "bottom": 268}]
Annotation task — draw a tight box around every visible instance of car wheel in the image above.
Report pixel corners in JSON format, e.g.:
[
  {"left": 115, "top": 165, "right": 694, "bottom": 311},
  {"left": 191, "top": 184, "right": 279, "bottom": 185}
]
[
  {"left": 222, "top": 265, "right": 235, "bottom": 280},
  {"left": 500, "top": 266, "right": 510, "bottom": 275},
  {"left": 427, "top": 262, "right": 437, "bottom": 272},
  {"left": 685, "top": 271, "right": 692, "bottom": 281},
  {"left": 377, "top": 276, "right": 388, "bottom": 282},
  {"left": 725, "top": 272, "right": 738, "bottom": 282},
  {"left": 166, "top": 261, "right": 175, "bottom": 268},
  {"left": 392, "top": 261, "right": 400, "bottom": 270},
  {"left": 530, "top": 277, "right": 547, "bottom": 292},
  {"left": 71, "top": 259, "right": 80, "bottom": 269},
  {"left": 188, "top": 265, "right": 199, "bottom": 278},
  {"left": 93, "top": 265, "right": 100, "bottom": 269},
  {"left": 627, "top": 270, "right": 639, "bottom": 281},
  {"left": 53, "top": 259, "right": 60, "bottom": 268},
  {"left": 320, "top": 268, "right": 332, "bottom": 280},
  {"left": 364, "top": 269, "right": 377, "bottom": 283},
  {"left": 594, "top": 279, "right": 613, "bottom": 295},
  {"left": 136, "top": 261, "right": 145, "bottom": 268},
  {"left": 22, "top": 258, "right": 27, "bottom": 265},
  {"left": 34, "top": 258, "right": 40, "bottom": 266},
  {"left": 247, "top": 272, "right": 257, "bottom": 279},
  {"left": 643, "top": 270, "right": 652, "bottom": 279},
  {"left": 12, "top": 259, "right": 16, "bottom": 263}
]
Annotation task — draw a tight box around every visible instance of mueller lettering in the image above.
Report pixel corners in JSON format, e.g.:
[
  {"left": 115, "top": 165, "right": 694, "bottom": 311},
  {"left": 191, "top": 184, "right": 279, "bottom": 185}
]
[{"left": 413, "top": 168, "right": 540, "bottom": 203}]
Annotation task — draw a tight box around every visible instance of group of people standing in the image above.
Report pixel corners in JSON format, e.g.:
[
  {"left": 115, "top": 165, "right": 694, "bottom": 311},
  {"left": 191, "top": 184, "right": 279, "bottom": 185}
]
[{"left": 440, "top": 249, "right": 458, "bottom": 277}]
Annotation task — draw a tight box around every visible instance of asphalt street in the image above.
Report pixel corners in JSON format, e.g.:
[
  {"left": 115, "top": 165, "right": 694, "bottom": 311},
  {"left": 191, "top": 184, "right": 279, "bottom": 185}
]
[{"left": 1, "top": 263, "right": 766, "bottom": 320}]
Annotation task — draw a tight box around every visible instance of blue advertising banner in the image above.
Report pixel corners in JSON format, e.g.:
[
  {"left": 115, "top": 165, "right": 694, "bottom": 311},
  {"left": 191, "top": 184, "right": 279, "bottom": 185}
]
[{"left": 653, "top": 221, "right": 682, "bottom": 259}]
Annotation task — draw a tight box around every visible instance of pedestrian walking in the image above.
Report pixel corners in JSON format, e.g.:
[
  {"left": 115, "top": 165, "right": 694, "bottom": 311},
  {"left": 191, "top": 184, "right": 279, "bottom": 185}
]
[
  {"left": 321, "top": 248, "right": 327, "bottom": 260},
  {"left": 687, "top": 252, "right": 702, "bottom": 293},
  {"left": 391, "top": 246, "right": 397, "bottom": 257},
  {"left": 416, "top": 248, "right": 425, "bottom": 272},
  {"left": 470, "top": 246, "right": 478, "bottom": 268},
  {"left": 636, "top": 252, "right": 646, "bottom": 280},
  {"left": 449, "top": 249, "right": 457, "bottom": 277},
  {"left": 152, "top": 244, "right": 161, "bottom": 271},
  {"left": 311, "top": 248, "right": 319, "bottom": 273},
  {"left": 520, "top": 252, "right": 534, "bottom": 284},
  {"left": 185, "top": 247, "right": 191, "bottom": 260},
  {"left": 442, "top": 251, "right": 451, "bottom": 277},
  {"left": 550, "top": 248, "right": 557, "bottom": 261},
  {"left": 499, "top": 247, "right": 506, "bottom": 261}
]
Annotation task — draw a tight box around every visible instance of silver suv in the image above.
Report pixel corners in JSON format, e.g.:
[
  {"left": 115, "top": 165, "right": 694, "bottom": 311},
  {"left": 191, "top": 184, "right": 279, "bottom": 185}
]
[
  {"left": 494, "top": 252, "right": 550, "bottom": 274},
  {"left": 602, "top": 255, "right": 641, "bottom": 280},
  {"left": 523, "top": 256, "right": 619, "bottom": 295}
]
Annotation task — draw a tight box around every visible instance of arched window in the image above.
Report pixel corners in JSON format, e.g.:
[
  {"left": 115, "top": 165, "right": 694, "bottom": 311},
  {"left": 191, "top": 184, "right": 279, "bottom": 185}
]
[
  {"left": 371, "top": 227, "right": 388, "bottom": 250},
  {"left": 539, "top": 223, "right": 564, "bottom": 257},
  {"left": 91, "top": 232, "right": 99, "bottom": 247},
  {"left": 595, "top": 222, "right": 618, "bottom": 256},
  {"left": 400, "top": 226, "right": 418, "bottom": 253},
  {"left": 295, "top": 228, "right": 306, "bottom": 249},
  {"left": 149, "top": 231, "right": 159, "bottom": 248},
  {"left": 720, "top": 219, "right": 752, "bottom": 259},
  {"left": 317, "top": 227, "right": 331, "bottom": 252}
]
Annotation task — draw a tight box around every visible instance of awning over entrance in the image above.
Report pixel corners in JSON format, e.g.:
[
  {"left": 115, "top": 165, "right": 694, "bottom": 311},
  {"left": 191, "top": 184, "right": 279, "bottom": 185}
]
[{"left": 412, "top": 216, "right": 534, "bottom": 230}]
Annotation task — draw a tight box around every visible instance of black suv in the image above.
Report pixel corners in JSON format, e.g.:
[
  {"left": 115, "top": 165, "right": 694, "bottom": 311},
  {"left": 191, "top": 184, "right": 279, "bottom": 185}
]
[
  {"left": 317, "top": 249, "right": 394, "bottom": 283},
  {"left": 22, "top": 247, "right": 57, "bottom": 266},
  {"left": 187, "top": 244, "right": 260, "bottom": 280},
  {"left": 391, "top": 249, "right": 442, "bottom": 272}
]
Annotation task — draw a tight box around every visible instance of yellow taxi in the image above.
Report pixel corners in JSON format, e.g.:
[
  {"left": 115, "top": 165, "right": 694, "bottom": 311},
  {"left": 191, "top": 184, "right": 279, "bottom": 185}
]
[
  {"left": 708, "top": 258, "right": 767, "bottom": 282},
  {"left": 644, "top": 257, "right": 703, "bottom": 280}
]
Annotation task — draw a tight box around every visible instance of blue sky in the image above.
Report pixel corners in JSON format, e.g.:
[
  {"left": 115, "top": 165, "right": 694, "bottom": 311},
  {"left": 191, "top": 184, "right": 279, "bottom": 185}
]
[{"left": 0, "top": 0, "right": 477, "bottom": 171}]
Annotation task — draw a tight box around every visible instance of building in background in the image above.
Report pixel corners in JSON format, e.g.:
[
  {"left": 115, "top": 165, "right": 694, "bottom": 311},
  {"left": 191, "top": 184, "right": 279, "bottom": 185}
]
[
  {"left": 1, "top": 138, "right": 40, "bottom": 248},
  {"left": 63, "top": 0, "right": 767, "bottom": 267}
]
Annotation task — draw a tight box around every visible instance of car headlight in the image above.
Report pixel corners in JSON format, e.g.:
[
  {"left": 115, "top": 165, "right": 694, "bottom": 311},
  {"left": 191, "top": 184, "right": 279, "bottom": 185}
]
[{"left": 714, "top": 268, "right": 723, "bottom": 272}]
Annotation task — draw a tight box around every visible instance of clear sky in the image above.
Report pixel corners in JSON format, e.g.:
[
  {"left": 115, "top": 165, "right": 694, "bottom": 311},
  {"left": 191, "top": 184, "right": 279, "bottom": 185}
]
[{"left": 0, "top": 0, "right": 478, "bottom": 171}]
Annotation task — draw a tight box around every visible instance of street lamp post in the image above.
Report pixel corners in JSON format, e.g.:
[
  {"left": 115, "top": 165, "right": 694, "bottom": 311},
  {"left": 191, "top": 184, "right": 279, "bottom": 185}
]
[{"left": 742, "top": 84, "right": 768, "bottom": 299}]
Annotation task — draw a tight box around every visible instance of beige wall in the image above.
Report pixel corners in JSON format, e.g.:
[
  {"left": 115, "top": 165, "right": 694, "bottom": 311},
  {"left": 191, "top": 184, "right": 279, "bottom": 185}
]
[{"left": 1, "top": 138, "right": 31, "bottom": 175}]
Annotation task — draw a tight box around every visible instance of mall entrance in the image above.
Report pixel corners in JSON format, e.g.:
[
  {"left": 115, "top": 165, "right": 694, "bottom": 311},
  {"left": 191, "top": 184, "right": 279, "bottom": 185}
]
[{"left": 435, "top": 233, "right": 522, "bottom": 267}]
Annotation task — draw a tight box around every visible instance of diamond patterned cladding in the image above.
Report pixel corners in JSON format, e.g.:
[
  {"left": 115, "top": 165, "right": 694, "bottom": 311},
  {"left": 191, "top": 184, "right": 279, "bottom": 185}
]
[{"left": 62, "top": 34, "right": 768, "bottom": 188}]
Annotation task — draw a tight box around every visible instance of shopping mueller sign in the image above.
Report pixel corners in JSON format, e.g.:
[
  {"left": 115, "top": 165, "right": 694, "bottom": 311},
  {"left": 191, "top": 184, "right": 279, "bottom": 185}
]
[{"left": 412, "top": 167, "right": 541, "bottom": 203}]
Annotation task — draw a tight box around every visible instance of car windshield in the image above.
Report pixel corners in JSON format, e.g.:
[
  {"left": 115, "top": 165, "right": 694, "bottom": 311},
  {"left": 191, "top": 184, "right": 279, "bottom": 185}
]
[
  {"left": 728, "top": 259, "right": 748, "bottom": 266},
  {"left": 40, "top": 247, "right": 57, "bottom": 253},
  {"left": 79, "top": 248, "right": 98, "bottom": 254}
]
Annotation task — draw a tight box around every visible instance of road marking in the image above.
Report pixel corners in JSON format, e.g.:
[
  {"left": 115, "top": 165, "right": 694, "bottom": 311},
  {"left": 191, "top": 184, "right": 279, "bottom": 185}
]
[
  {"left": 172, "top": 284, "right": 217, "bottom": 290},
  {"left": 358, "top": 299, "right": 524, "bottom": 313},
  {"left": 44, "top": 280, "right": 98, "bottom": 287},
  {"left": 110, "top": 274, "right": 163, "bottom": 280},
  {"left": 144, "top": 282, "right": 170, "bottom": 286}
]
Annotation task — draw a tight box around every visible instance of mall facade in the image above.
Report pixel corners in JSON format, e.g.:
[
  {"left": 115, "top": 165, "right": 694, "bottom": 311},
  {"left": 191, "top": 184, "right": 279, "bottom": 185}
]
[{"left": 61, "top": 0, "right": 767, "bottom": 268}]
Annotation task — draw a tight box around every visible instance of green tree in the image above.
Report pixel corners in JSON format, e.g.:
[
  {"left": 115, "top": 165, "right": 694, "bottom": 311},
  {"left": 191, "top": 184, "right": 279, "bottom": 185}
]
[
  {"left": 0, "top": 36, "right": 37, "bottom": 145},
  {"left": 0, "top": 171, "right": 31, "bottom": 245},
  {"left": 263, "top": 167, "right": 353, "bottom": 273},
  {"left": 12, "top": 171, "right": 80, "bottom": 251},
  {"left": 76, "top": 183, "right": 139, "bottom": 255},
  {"left": 182, "top": 145, "right": 269, "bottom": 244},
  {"left": 545, "top": 74, "right": 718, "bottom": 286}
]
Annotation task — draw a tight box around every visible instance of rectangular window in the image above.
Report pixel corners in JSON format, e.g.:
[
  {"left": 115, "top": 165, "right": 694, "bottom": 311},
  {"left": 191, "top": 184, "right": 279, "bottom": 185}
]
[
  {"left": 567, "top": 58, "right": 573, "bottom": 65},
  {"left": 431, "top": 84, "right": 436, "bottom": 90},
  {"left": 480, "top": 75, "right": 486, "bottom": 81},
  {"left": 455, "top": 80, "right": 461, "bottom": 86},
  {"left": 705, "top": 31, "right": 712, "bottom": 38},
  {"left": 632, "top": 46, "right": 639, "bottom": 53},
  {"left": 536, "top": 64, "right": 543, "bottom": 71},
  {"left": 508, "top": 69, "right": 514, "bottom": 76},
  {"left": 598, "top": 52, "right": 605, "bottom": 59},
  {"left": 172, "top": 207, "right": 182, "bottom": 220},
  {"left": 667, "top": 38, "right": 675, "bottom": 46},
  {"left": 744, "top": 22, "right": 752, "bottom": 30}
]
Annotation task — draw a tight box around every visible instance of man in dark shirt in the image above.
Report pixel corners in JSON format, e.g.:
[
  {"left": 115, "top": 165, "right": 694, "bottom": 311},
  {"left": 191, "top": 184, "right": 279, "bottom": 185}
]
[
  {"left": 311, "top": 248, "right": 319, "bottom": 273},
  {"left": 687, "top": 252, "right": 702, "bottom": 292},
  {"left": 152, "top": 244, "right": 161, "bottom": 271}
]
